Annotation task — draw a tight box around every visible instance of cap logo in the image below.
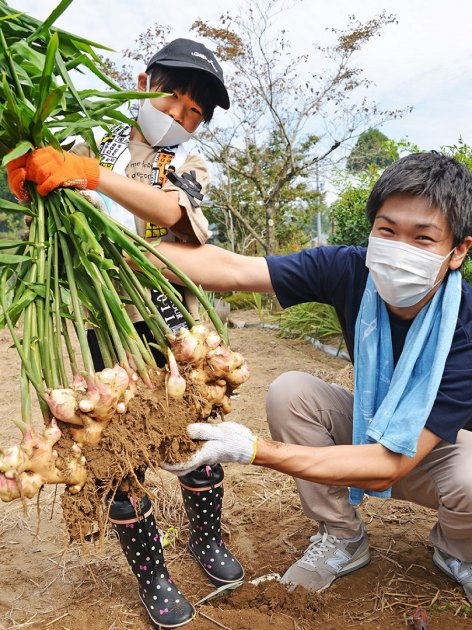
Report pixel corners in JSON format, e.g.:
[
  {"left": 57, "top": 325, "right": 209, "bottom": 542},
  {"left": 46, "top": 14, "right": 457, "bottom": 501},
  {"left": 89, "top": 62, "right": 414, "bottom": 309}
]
[{"left": 191, "top": 51, "right": 218, "bottom": 73}]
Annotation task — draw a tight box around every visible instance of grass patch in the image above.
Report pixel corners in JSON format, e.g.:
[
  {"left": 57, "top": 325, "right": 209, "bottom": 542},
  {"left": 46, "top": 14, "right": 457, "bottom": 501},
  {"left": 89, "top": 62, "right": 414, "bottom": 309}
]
[{"left": 272, "top": 302, "right": 345, "bottom": 351}]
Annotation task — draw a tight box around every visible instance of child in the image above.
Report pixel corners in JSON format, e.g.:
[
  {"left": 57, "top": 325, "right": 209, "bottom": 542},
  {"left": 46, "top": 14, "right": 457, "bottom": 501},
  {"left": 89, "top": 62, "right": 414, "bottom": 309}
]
[{"left": 12, "top": 38, "right": 243, "bottom": 629}]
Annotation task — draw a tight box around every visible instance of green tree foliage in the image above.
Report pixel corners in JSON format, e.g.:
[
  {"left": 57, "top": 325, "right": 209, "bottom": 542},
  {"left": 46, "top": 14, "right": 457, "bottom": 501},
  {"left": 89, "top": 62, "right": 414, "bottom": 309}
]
[
  {"left": 330, "top": 139, "right": 419, "bottom": 247},
  {"left": 462, "top": 258, "right": 472, "bottom": 285},
  {"left": 329, "top": 170, "right": 378, "bottom": 247},
  {"left": 205, "top": 132, "right": 322, "bottom": 254},
  {"left": 442, "top": 138, "right": 472, "bottom": 171},
  {"left": 442, "top": 139, "right": 472, "bottom": 284},
  {"left": 346, "top": 128, "right": 399, "bottom": 173}
]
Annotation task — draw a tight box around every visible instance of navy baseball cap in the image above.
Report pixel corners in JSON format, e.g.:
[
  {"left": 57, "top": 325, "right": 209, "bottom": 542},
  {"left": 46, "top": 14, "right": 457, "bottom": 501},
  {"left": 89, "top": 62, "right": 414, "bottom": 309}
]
[{"left": 146, "top": 38, "right": 230, "bottom": 110}]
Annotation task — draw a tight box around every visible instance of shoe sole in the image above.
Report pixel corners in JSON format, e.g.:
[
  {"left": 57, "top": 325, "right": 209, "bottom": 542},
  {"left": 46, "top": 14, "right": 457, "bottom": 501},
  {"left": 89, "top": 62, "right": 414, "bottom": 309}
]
[
  {"left": 318, "top": 549, "right": 371, "bottom": 592},
  {"left": 433, "top": 550, "right": 472, "bottom": 604},
  {"left": 138, "top": 589, "right": 195, "bottom": 629},
  {"left": 433, "top": 549, "right": 470, "bottom": 585},
  {"left": 338, "top": 549, "right": 371, "bottom": 576},
  {"left": 188, "top": 543, "right": 245, "bottom": 587},
  {"left": 433, "top": 549, "right": 454, "bottom": 578}
]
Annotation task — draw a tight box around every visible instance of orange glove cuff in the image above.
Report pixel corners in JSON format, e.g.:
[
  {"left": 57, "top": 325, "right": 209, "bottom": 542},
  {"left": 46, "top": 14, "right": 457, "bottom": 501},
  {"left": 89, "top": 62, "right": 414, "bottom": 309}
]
[{"left": 61, "top": 154, "right": 100, "bottom": 192}]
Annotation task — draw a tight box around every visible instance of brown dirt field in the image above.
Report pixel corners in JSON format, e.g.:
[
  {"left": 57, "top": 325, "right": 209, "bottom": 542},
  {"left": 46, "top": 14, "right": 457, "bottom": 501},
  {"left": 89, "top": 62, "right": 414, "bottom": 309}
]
[{"left": 0, "top": 311, "right": 471, "bottom": 629}]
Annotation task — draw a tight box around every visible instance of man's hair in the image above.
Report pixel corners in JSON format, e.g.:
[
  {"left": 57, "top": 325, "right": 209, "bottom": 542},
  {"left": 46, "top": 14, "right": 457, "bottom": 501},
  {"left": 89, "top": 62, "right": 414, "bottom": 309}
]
[
  {"left": 365, "top": 151, "right": 472, "bottom": 242},
  {"left": 148, "top": 65, "right": 218, "bottom": 123}
]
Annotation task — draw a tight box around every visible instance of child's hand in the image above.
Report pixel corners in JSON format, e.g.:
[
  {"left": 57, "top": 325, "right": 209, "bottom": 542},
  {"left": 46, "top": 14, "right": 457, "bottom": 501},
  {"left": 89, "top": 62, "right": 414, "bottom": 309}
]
[{"left": 27, "top": 147, "right": 100, "bottom": 196}]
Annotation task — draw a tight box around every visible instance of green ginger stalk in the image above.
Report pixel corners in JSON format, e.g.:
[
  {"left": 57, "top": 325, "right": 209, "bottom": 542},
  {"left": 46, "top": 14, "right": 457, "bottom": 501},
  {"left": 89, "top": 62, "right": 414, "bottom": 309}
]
[{"left": 0, "top": 1, "right": 247, "bottom": 504}]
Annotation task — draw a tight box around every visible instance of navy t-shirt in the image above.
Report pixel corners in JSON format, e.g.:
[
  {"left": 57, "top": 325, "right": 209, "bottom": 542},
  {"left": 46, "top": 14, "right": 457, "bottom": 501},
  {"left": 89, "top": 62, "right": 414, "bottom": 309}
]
[{"left": 266, "top": 245, "right": 472, "bottom": 443}]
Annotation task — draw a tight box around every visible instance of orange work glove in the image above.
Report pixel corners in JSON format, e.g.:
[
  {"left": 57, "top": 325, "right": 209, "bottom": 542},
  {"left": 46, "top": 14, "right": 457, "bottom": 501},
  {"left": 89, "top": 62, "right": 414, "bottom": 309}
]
[
  {"left": 7, "top": 154, "right": 31, "bottom": 202},
  {"left": 26, "top": 146, "right": 100, "bottom": 196}
]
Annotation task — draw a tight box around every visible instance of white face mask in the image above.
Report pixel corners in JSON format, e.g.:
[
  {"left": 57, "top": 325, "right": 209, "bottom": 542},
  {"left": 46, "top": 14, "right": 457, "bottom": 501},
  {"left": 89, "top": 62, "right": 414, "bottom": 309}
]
[
  {"left": 365, "top": 235, "right": 455, "bottom": 308},
  {"left": 137, "top": 76, "right": 192, "bottom": 147}
]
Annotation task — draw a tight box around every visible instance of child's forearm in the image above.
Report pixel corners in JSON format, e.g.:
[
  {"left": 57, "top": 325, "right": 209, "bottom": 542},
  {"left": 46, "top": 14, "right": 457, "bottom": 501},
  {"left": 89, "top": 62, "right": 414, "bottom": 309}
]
[{"left": 97, "top": 167, "right": 183, "bottom": 227}]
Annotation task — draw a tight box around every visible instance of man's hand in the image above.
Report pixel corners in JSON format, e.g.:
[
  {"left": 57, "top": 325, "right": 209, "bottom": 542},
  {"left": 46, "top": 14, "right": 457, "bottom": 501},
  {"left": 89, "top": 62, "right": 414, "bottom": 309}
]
[
  {"left": 7, "top": 154, "right": 30, "bottom": 202},
  {"left": 161, "top": 421, "right": 258, "bottom": 476},
  {"left": 26, "top": 147, "right": 100, "bottom": 196}
]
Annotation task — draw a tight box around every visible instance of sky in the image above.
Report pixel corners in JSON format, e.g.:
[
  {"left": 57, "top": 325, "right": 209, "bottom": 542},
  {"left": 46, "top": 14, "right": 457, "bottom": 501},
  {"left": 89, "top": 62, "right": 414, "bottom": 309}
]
[{"left": 8, "top": 0, "right": 472, "bottom": 152}]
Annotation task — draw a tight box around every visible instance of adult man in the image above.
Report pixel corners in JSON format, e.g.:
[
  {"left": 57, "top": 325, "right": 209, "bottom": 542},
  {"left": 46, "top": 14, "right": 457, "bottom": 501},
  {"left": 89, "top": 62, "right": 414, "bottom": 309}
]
[{"left": 152, "top": 151, "right": 472, "bottom": 602}]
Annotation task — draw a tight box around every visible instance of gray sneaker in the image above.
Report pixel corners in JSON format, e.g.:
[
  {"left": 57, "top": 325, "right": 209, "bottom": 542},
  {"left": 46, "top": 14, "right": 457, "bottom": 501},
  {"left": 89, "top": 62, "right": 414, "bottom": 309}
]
[
  {"left": 281, "top": 523, "right": 370, "bottom": 592},
  {"left": 433, "top": 547, "right": 472, "bottom": 604}
]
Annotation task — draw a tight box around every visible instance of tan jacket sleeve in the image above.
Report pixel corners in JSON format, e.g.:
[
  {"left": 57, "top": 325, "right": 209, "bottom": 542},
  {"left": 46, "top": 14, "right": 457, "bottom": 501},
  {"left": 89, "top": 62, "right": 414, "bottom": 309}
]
[
  {"left": 162, "top": 153, "right": 211, "bottom": 321},
  {"left": 71, "top": 143, "right": 95, "bottom": 158},
  {"left": 162, "top": 153, "right": 211, "bottom": 245}
]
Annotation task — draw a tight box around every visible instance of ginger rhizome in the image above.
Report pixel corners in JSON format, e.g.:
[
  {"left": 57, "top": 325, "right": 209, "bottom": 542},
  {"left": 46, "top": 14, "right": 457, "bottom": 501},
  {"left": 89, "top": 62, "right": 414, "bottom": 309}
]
[{"left": 0, "top": 5, "right": 249, "bottom": 531}]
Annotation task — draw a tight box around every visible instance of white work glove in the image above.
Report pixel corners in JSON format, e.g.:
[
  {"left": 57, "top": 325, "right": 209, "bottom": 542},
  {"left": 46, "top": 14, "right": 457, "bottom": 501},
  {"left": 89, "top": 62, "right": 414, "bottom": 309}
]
[{"left": 161, "top": 421, "right": 258, "bottom": 477}]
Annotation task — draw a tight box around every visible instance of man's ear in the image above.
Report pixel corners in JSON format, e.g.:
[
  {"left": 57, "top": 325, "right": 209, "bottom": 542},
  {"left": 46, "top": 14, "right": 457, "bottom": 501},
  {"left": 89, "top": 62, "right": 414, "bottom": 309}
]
[
  {"left": 137, "top": 72, "right": 148, "bottom": 92},
  {"left": 449, "top": 236, "right": 472, "bottom": 270}
]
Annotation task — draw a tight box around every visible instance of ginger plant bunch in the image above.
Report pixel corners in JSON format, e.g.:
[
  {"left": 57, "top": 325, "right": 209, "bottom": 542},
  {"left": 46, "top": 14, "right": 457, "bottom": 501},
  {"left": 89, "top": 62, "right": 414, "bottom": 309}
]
[{"left": 0, "top": 1, "right": 248, "bottom": 504}]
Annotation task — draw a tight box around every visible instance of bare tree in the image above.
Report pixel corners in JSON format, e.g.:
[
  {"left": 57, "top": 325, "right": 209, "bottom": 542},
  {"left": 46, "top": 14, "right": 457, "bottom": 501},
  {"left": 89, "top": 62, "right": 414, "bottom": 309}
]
[
  {"left": 192, "top": 0, "right": 409, "bottom": 254},
  {"left": 101, "top": 0, "right": 410, "bottom": 254}
]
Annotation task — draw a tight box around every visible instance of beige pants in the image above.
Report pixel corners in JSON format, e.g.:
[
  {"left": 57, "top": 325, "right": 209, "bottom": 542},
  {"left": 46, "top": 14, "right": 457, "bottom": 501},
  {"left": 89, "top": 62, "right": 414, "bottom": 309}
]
[{"left": 266, "top": 371, "right": 472, "bottom": 561}]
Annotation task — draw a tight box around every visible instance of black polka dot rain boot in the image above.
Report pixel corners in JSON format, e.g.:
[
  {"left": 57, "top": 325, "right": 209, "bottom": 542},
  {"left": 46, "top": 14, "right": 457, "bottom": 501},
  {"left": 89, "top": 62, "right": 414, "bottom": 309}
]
[
  {"left": 109, "top": 494, "right": 195, "bottom": 628},
  {"left": 179, "top": 464, "right": 244, "bottom": 587}
]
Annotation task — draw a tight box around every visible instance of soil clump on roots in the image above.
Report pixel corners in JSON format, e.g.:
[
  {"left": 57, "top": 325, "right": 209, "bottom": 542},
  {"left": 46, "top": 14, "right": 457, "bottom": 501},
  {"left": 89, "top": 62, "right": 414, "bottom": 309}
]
[
  {"left": 1, "top": 321, "right": 471, "bottom": 628},
  {"left": 59, "top": 368, "right": 213, "bottom": 540}
]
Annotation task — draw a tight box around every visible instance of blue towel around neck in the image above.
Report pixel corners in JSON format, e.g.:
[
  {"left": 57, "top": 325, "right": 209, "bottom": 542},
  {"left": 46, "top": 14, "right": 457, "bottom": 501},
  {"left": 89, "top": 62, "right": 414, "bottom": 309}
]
[{"left": 349, "top": 270, "right": 461, "bottom": 505}]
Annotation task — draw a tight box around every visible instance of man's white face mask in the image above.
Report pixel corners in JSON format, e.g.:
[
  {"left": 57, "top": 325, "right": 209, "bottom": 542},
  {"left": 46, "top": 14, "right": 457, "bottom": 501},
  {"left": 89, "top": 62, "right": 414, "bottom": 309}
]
[
  {"left": 365, "top": 235, "right": 455, "bottom": 308},
  {"left": 137, "top": 75, "right": 192, "bottom": 147}
]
